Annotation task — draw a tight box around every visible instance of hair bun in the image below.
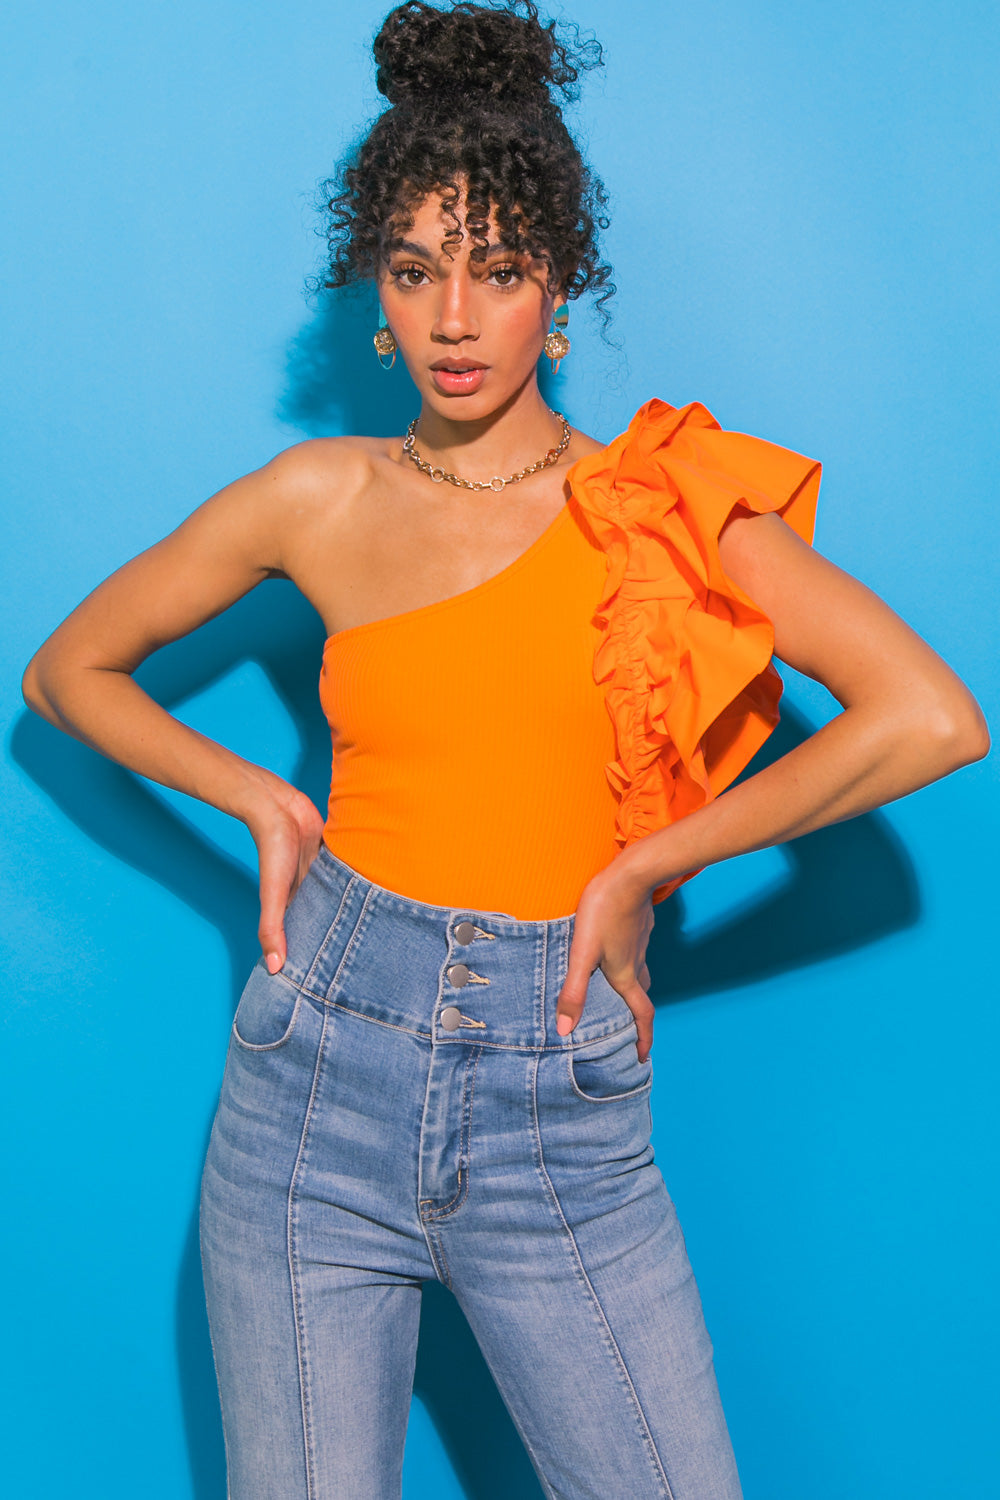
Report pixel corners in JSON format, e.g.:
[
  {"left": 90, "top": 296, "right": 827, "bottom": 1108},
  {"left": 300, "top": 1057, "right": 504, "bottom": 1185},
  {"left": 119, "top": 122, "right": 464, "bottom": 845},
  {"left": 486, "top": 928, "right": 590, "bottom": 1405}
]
[{"left": 373, "top": 1, "right": 599, "bottom": 109}]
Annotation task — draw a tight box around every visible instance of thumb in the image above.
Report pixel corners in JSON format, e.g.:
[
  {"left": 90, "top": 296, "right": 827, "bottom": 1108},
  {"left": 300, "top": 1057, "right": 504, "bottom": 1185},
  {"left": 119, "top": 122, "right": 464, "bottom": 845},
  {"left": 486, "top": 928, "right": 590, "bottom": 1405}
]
[{"left": 556, "top": 951, "right": 597, "bottom": 1036}]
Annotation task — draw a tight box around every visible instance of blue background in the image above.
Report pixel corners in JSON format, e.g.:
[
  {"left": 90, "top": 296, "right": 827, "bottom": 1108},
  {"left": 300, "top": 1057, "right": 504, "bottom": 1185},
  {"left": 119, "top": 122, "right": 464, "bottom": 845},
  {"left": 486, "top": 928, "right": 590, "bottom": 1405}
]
[{"left": 3, "top": 2, "right": 998, "bottom": 1496}]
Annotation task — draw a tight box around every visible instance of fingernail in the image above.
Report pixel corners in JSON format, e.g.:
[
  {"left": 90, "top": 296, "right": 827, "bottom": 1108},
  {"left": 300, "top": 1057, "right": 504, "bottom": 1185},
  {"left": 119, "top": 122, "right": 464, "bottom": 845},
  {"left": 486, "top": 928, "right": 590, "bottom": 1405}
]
[
  {"left": 556, "top": 1013, "right": 574, "bottom": 1036},
  {"left": 266, "top": 952, "right": 283, "bottom": 974}
]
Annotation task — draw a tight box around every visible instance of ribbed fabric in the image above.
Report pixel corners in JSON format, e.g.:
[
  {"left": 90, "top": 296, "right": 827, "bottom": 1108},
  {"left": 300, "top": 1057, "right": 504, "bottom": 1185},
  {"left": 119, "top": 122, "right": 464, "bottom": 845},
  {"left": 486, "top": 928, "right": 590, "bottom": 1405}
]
[
  {"left": 318, "top": 398, "right": 820, "bottom": 922},
  {"left": 319, "top": 495, "right": 619, "bottom": 920}
]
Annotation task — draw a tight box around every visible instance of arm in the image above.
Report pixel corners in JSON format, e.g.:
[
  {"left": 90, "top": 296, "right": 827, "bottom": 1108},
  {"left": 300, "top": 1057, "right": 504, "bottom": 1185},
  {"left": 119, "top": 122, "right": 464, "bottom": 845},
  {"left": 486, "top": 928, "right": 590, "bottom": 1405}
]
[
  {"left": 21, "top": 441, "right": 351, "bottom": 972},
  {"left": 557, "top": 512, "right": 991, "bottom": 1057}
]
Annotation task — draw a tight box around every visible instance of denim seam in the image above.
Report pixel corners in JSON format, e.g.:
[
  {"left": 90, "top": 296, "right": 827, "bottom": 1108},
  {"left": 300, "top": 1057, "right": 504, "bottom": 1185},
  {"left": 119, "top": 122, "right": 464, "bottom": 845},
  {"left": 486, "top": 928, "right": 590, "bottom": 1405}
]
[
  {"left": 425, "top": 1222, "right": 452, "bottom": 1289},
  {"left": 324, "top": 882, "right": 375, "bottom": 995},
  {"left": 322, "top": 999, "right": 430, "bottom": 1039},
  {"left": 248, "top": 965, "right": 300, "bottom": 996},
  {"left": 231, "top": 990, "right": 304, "bottom": 1052},
  {"left": 421, "top": 1045, "right": 482, "bottom": 1221},
  {"left": 416, "top": 1036, "right": 451, "bottom": 1286},
  {"left": 536, "top": 922, "right": 548, "bottom": 1043},
  {"left": 456, "top": 1031, "right": 634, "bottom": 1051},
  {"left": 519, "top": 1439, "right": 559, "bottom": 1500},
  {"left": 566, "top": 1046, "right": 654, "bottom": 1105},
  {"left": 480, "top": 1363, "right": 559, "bottom": 1500},
  {"left": 199, "top": 1082, "right": 235, "bottom": 1500},
  {"left": 422, "top": 1170, "right": 467, "bottom": 1223},
  {"left": 300, "top": 874, "right": 361, "bottom": 996},
  {"left": 286, "top": 1005, "right": 331, "bottom": 1500},
  {"left": 294, "top": 983, "right": 639, "bottom": 1050},
  {"left": 529, "top": 1050, "right": 677, "bottom": 1500}
]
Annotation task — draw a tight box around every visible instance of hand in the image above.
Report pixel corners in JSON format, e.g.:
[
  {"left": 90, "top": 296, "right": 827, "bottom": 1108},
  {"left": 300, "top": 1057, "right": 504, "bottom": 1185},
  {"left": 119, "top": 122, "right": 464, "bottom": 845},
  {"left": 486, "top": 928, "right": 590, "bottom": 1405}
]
[
  {"left": 245, "top": 783, "right": 325, "bottom": 973},
  {"left": 557, "top": 857, "right": 656, "bottom": 1063}
]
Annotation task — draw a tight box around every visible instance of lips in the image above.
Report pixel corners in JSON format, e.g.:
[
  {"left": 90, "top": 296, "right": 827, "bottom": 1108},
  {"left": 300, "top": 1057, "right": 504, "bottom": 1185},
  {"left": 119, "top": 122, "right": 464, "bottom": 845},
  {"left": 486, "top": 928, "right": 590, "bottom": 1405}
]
[{"left": 430, "top": 361, "right": 488, "bottom": 395}]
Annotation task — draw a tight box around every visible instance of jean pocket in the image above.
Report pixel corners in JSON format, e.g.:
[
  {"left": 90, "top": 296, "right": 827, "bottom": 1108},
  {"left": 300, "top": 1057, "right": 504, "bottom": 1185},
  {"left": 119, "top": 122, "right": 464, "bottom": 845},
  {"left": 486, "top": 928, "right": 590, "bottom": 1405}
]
[
  {"left": 231, "top": 962, "right": 302, "bottom": 1051},
  {"left": 568, "top": 1023, "right": 653, "bottom": 1103}
]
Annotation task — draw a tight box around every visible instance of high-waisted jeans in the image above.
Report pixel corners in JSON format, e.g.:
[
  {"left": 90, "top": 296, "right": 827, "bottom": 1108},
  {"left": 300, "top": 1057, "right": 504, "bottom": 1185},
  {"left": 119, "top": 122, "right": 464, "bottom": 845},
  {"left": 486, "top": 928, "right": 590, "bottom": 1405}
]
[{"left": 200, "top": 844, "right": 744, "bottom": 1500}]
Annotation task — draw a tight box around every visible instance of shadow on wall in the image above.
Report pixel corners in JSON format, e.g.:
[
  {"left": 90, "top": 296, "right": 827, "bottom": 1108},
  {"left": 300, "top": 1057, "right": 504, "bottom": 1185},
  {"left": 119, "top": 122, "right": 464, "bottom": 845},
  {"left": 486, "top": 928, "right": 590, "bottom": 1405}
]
[
  {"left": 12, "top": 312, "right": 919, "bottom": 1494},
  {"left": 278, "top": 283, "right": 572, "bottom": 440},
  {"left": 647, "top": 714, "right": 920, "bottom": 1002},
  {"left": 280, "top": 284, "right": 418, "bottom": 439}
]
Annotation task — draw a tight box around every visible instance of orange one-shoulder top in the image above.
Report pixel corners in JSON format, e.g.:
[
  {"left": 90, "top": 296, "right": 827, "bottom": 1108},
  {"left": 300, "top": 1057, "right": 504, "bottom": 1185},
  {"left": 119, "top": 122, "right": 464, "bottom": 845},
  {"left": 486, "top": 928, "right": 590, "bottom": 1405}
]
[{"left": 318, "top": 399, "right": 821, "bottom": 919}]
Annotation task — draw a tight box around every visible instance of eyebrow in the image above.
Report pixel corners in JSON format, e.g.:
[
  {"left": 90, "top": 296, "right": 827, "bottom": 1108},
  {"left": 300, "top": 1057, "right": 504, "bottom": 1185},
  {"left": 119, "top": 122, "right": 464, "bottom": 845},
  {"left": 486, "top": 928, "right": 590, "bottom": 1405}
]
[{"left": 388, "top": 238, "right": 518, "bottom": 259}]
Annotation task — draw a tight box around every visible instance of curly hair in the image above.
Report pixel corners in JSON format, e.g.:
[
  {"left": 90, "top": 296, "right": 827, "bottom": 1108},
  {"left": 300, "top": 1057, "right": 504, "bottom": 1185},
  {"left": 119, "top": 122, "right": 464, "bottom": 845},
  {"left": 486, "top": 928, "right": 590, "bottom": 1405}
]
[{"left": 311, "top": 0, "right": 615, "bottom": 320}]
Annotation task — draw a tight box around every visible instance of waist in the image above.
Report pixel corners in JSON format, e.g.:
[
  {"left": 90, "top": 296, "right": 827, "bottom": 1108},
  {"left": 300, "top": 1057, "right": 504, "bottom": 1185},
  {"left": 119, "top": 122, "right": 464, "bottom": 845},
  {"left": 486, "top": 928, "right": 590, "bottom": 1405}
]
[
  {"left": 321, "top": 791, "right": 620, "bottom": 919},
  {"left": 274, "top": 843, "right": 635, "bottom": 1050}
]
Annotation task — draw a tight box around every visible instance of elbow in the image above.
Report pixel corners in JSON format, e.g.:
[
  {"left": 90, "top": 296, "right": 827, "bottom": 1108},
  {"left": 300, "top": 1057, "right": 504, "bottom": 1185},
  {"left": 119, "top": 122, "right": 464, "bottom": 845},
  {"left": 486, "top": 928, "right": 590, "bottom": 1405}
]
[
  {"left": 922, "top": 691, "right": 991, "bottom": 772},
  {"left": 956, "top": 707, "right": 992, "bottom": 766},
  {"left": 21, "top": 655, "right": 48, "bottom": 717},
  {"left": 21, "top": 649, "right": 62, "bottom": 727}
]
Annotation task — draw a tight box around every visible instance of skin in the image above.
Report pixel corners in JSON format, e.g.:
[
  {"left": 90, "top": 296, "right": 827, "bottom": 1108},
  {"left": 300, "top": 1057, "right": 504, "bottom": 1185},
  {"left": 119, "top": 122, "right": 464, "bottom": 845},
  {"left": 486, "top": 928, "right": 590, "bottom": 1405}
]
[{"left": 22, "top": 189, "right": 990, "bottom": 1066}]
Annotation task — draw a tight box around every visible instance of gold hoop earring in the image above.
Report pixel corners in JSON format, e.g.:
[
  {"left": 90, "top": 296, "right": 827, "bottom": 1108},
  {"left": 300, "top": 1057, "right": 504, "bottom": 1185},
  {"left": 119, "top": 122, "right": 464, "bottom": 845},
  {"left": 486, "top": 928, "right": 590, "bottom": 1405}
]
[
  {"left": 374, "top": 307, "right": 397, "bottom": 370},
  {"left": 543, "top": 303, "right": 570, "bottom": 373}
]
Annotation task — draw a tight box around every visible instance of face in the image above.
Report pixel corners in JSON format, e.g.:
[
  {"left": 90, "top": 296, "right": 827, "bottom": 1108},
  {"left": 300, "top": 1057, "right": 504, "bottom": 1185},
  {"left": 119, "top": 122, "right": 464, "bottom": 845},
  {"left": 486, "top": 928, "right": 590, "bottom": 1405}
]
[{"left": 376, "top": 189, "right": 564, "bottom": 421}]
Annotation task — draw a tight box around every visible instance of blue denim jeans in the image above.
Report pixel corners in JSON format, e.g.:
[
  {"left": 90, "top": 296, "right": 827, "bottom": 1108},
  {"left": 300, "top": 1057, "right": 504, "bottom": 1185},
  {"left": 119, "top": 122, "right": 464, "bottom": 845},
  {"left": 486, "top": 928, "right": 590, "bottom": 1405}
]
[{"left": 200, "top": 844, "right": 743, "bottom": 1499}]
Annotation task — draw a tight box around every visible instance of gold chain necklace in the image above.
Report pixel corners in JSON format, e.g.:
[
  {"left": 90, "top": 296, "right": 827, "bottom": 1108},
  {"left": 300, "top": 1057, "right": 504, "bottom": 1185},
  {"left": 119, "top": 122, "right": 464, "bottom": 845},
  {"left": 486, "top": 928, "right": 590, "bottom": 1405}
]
[{"left": 402, "top": 411, "right": 571, "bottom": 493}]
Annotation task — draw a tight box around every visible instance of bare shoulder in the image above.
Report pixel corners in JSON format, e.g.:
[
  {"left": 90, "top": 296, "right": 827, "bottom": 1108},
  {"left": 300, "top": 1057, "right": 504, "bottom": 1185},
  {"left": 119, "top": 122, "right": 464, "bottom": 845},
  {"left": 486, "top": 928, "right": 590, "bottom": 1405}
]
[
  {"left": 565, "top": 422, "right": 609, "bottom": 462},
  {"left": 255, "top": 434, "right": 387, "bottom": 514},
  {"left": 184, "top": 432, "right": 393, "bottom": 580},
  {"left": 253, "top": 433, "right": 401, "bottom": 580}
]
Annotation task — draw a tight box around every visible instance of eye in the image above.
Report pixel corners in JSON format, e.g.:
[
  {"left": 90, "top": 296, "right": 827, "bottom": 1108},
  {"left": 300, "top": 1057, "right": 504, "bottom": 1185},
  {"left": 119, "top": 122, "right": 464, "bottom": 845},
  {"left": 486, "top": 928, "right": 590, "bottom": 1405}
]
[
  {"left": 488, "top": 262, "right": 524, "bottom": 287},
  {"left": 390, "top": 263, "right": 429, "bottom": 288}
]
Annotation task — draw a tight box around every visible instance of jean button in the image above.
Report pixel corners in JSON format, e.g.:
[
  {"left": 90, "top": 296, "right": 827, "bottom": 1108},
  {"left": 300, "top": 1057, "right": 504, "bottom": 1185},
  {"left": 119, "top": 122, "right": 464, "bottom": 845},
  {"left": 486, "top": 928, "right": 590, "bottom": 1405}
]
[
  {"left": 447, "top": 963, "right": 470, "bottom": 987},
  {"left": 454, "top": 921, "right": 476, "bottom": 945},
  {"left": 440, "top": 1006, "right": 462, "bottom": 1030}
]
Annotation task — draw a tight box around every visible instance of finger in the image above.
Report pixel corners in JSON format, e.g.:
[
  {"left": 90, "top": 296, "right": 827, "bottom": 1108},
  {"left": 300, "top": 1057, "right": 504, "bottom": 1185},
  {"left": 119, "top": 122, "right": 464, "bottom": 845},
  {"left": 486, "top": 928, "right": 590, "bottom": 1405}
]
[
  {"left": 556, "top": 948, "right": 600, "bottom": 1035},
  {"left": 259, "top": 867, "right": 290, "bottom": 974},
  {"left": 629, "top": 985, "right": 655, "bottom": 1063}
]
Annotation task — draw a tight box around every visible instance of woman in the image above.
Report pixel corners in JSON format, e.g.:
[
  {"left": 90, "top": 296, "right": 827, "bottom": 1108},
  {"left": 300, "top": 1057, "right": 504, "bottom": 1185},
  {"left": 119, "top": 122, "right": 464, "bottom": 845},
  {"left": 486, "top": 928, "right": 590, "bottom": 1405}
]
[{"left": 21, "top": 2, "right": 989, "bottom": 1497}]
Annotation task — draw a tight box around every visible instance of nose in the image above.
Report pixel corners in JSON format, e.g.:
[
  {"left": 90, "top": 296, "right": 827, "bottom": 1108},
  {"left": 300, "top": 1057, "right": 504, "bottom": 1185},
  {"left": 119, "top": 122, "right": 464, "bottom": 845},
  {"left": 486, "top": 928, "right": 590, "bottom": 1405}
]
[{"left": 432, "top": 273, "right": 480, "bottom": 345}]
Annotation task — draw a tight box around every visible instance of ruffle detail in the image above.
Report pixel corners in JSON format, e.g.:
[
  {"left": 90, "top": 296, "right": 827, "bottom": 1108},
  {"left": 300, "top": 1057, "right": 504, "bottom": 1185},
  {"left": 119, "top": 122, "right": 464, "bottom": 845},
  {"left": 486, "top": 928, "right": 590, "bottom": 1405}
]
[{"left": 567, "top": 398, "right": 821, "bottom": 905}]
